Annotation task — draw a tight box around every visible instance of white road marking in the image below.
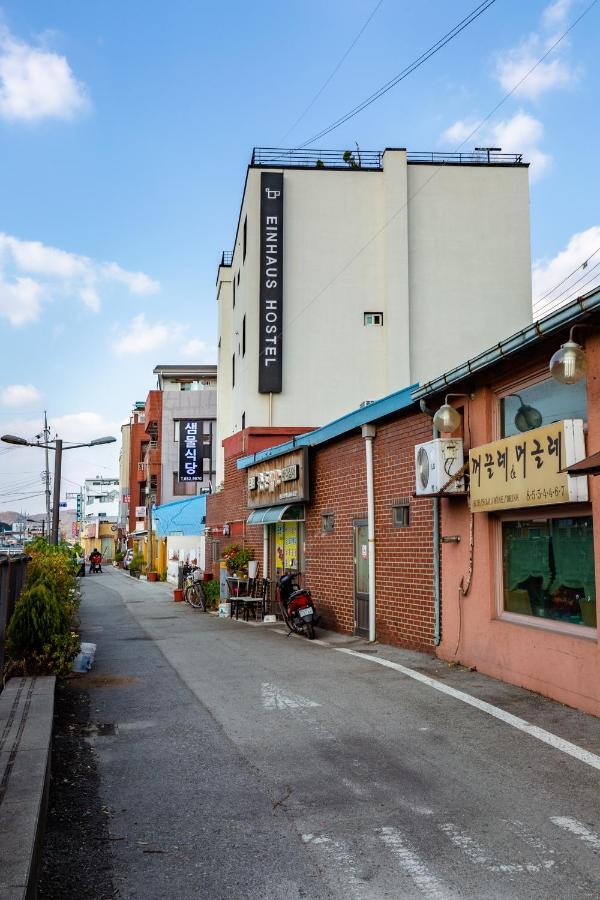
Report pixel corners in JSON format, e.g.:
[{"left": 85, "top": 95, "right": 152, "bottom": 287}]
[
  {"left": 302, "top": 833, "right": 367, "bottom": 897},
  {"left": 439, "top": 822, "right": 554, "bottom": 873},
  {"left": 261, "top": 682, "right": 320, "bottom": 710},
  {"left": 551, "top": 817, "right": 600, "bottom": 852},
  {"left": 379, "top": 826, "right": 452, "bottom": 899},
  {"left": 335, "top": 647, "right": 600, "bottom": 773}
]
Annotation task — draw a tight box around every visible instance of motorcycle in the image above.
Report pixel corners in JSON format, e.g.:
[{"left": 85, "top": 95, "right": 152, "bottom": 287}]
[{"left": 276, "top": 571, "right": 319, "bottom": 640}]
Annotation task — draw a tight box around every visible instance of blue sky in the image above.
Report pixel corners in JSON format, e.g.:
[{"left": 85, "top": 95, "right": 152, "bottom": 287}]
[{"left": 0, "top": 0, "right": 598, "bottom": 512}]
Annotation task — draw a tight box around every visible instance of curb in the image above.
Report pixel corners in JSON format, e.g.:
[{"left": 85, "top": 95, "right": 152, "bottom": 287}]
[{"left": 0, "top": 676, "right": 55, "bottom": 900}]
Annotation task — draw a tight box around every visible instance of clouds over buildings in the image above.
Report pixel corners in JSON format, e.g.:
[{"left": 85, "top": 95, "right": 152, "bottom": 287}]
[
  {"left": 0, "top": 25, "right": 88, "bottom": 121},
  {"left": 113, "top": 314, "right": 216, "bottom": 362},
  {"left": 0, "top": 233, "right": 159, "bottom": 325}
]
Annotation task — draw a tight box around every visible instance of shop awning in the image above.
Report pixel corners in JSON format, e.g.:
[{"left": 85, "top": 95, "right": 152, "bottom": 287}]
[
  {"left": 566, "top": 451, "right": 600, "bottom": 476},
  {"left": 247, "top": 504, "right": 305, "bottom": 525}
]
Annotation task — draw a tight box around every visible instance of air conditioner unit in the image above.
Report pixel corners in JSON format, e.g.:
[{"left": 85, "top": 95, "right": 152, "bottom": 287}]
[{"left": 415, "top": 438, "right": 465, "bottom": 496}]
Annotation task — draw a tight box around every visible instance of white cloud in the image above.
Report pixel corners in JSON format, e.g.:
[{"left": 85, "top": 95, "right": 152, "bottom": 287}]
[
  {"left": 113, "top": 313, "right": 177, "bottom": 355},
  {"left": 0, "top": 232, "right": 160, "bottom": 325},
  {"left": 440, "top": 111, "right": 551, "bottom": 181},
  {"left": 533, "top": 225, "right": 600, "bottom": 312},
  {"left": 495, "top": 35, "right": 575, "bottom": 101},
  {"left": 0, "top": 275, "right": 43, "bottom": 324},
  {"left": 0, "top": 25, "right": 88, "bottom": 121},
  {"left": 0, "top": 384, "right": 42, "bottom": 406},
  {"left": 180, "top": 338, "right": 209, "bottom": 360},
  {"left": 543, "top": 0, "right": 575, "bottom": 28}
]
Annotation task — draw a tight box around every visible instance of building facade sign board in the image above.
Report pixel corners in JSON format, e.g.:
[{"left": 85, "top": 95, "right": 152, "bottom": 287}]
[
  {"left": 247, "top": 448, "right": 308, "bottom": 509},
  {"left": 179, "top": 419, "right": 203, "bottom": 482},
  {"left": 258, "top": 172, "right": 284, "bottom": 393},
  {"left": 469, "top": 419, "right": 588, "bottom": 512},
  {"left": 135, "top": 506, "right": 146, "bottom": 518}
]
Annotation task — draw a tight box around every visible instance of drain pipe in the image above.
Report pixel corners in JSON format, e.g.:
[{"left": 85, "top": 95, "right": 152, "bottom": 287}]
[
  {"left": 433, "top": 425, "right": 441, "bottom": 646},
  {"left": 362, "top": 424, "right": 377, "bottom": 643}
]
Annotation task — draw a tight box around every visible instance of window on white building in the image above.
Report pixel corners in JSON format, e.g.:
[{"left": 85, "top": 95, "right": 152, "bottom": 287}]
[{"left": 364, "top": 312, "right": 383, "bottom": 326}]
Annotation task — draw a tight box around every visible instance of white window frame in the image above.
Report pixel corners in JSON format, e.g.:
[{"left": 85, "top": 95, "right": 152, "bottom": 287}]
[{"left": 364, "top": 312, "right": 383, "bottom": 326}]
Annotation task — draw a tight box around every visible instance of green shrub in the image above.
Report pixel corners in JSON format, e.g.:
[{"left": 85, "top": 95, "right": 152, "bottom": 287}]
[
  {"left": 6, "top": 583, "right": 68, "bottom": 659},
  {"left": 222, "top": 543, "right": 254, "bottom": 574},
  {"left": 203, "top": 579, "right": 220, "bottom": 608},
  {"left": 129, "top": 552, "right": 145, "bottom": 573},
  {"left": 115, "top": 550, "right": 125, "bottom": 563}
]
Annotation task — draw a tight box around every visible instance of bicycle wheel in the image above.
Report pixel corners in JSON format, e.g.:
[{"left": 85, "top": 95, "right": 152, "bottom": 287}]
[{"left": 186, "top": 582, "right": 206, "bottom": 610}]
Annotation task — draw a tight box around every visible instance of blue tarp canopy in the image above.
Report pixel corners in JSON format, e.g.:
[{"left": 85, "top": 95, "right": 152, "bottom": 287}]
[{"left": 153, "top": 495, "right": 207, "bottom": 537}]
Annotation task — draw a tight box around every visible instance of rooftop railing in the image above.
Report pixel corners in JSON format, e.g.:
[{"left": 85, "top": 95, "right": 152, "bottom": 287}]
[
  {"left": 221, "top": 250, "right": 233, "bottom": 266},
  {"left": 250, "top": 147, "right": 523, "bottom": 169}
]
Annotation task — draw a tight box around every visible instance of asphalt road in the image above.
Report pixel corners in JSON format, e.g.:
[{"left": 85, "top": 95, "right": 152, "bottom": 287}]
[{"left": 80, "top": 569, "right": 600, "bottom": 900}]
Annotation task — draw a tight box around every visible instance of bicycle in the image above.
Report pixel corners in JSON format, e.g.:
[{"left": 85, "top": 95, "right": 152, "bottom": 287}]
[{"left": 182, "top": 565, "right": 206, "bottom": 611}]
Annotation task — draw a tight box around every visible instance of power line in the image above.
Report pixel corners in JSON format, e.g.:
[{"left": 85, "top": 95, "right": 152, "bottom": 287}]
[
  {"left": 298, "top": 0, "right": 497, "bottom": 148},
  {"left": 277, "top": 0, "right": 385, "bottom": 146},
  {"left": 253, "top": 0, "right": 598, "bottom": 368},
  {"left": 534, "top": 259, "right": 600, "bottom": 316},
  {"left": 533, "top": 245, "right": 600, "bottom": 307}
]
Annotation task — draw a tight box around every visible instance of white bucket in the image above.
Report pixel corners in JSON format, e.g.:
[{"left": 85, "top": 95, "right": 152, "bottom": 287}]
[
  {"left": 218, "top": 602, "right": 231, "bottom": 618},
  {"left": 247, "top": 560, "right": 259, "bottom": 579}
]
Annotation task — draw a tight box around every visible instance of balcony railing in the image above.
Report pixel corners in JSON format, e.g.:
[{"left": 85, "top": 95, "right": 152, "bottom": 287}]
[{"left": 250, "top": 147, "right": 524, "bottom": 170}]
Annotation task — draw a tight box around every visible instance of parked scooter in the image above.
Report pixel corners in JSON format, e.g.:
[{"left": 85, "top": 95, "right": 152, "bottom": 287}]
[{"left": 276, "top": 571, "right": 319, "bottom": 640}]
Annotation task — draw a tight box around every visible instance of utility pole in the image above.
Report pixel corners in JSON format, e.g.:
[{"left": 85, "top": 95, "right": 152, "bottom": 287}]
[
  {"left": 146, "top": 492, "right": 154, "bottom": 575},
  {"left": 43, "top": 411, "right": 51, "bottom": 540},
  {"left": 51, "top": 439, "right": 63, "bottom": 545}
]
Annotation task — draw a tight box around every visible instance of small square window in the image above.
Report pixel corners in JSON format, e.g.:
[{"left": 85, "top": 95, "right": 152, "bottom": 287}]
[
  {"left": 392, "top": 502, "right": 410, "bottom": 528},
  {"left": 322, "top": 512, "right": 334, "bottom": 533},
  {"left": 364, "top": 312, "right": 383, "bottom": 326}
]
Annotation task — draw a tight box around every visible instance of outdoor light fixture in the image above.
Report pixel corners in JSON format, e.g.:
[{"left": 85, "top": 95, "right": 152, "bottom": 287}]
[
  {"left": 549, "top": 325, "right": 588, "bottom": 385},
  {"left": 432, "top": 393, "right": 470, "bottom": 433},
  {"left": 1, "top": 431, "right": 117, "bottom": 545},
  {"left": 508, "top": 394, "right": 543, "bottom": 433}
]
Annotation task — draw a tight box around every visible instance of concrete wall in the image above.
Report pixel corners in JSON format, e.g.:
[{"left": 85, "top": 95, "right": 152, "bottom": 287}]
[
  {"left": 216, "top": 151, "right": 532, "bottom": 449},
  {"left": 160, "top": 388, "right": 217, "bottom": 504}
]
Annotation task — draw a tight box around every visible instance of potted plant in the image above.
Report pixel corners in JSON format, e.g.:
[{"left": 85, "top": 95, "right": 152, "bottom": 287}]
[
  {"left": 114, "top": 550, "right": 125, "bottom": 568},
  {"left": 222, "top": 543, "right": 254, "bottom": 576},
  {"left": 147, "top": 571, "right": 159, "bottom": 582},
  {"left": 129, "top": 553, "right": 144, "bottom": 578}
]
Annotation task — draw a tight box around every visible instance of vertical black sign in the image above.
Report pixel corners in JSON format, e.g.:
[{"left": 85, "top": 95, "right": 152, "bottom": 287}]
[
  {"left": 259, "top": 171, "right": 283, "bottom": 393},
  {"left": 179, "top": 420, "right": 203, "bottom": 482}
]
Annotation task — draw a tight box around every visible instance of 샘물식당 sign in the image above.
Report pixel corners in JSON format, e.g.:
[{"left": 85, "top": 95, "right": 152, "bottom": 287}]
[
  {"left": 469, "top": 419, "right": 588, "bottom": 512},
  {"left": 179, "top": 419, "right": 203, "bottom": 482}
]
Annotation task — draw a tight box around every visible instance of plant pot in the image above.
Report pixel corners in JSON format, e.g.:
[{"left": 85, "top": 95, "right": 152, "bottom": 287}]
[
  {"left": 147, "top": 572, "right": 158, "bottom": 582},
  {"left": 173, "top": 588, "right": 184, "bottom": 602}
]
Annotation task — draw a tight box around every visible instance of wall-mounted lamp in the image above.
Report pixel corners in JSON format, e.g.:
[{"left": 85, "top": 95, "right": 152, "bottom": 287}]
[
  {"left": 508, "top": 394, "right": 543, "bottom": 433},
  {"left": 549, "top": 325, "right": 588, "bottom": 385},
  {"left": 432, "top": 393, "right": 470, "bottom": 433}
]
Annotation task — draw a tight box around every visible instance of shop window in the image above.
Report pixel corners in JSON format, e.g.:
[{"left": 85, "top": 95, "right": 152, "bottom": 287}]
[
  {"left": 502, "top": 516, "right": 596, "bottom": 628},
  {"left": 501, "top": 377, "right": 586, "bottom": 438},
  {"left": 322, "top": 512, "right": 334, "bottom": 533},
  {"left": 364, "top": 312, "right": 383, "bottom": 326},
  {"left": 392, "top": 502, "right": 410, "bottom": 528}
]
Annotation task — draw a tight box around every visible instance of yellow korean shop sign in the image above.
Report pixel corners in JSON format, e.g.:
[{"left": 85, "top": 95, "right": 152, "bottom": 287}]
[{"left": 469, "top": 419, "right": 588, "bottom": 512}]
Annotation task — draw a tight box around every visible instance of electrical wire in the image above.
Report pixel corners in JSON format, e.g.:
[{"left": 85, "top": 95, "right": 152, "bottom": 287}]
[
  {"left": 534, "top": 245, "right": 600, "bottom": 307},
  {"left": 254, "top": 0, "right": 598, "bottom": 368},
  {"left": 534, "top": 265, "right": 600, "bottom": 318},
  {"left": 298, "top": 0, "right": 497, "bottom": 148},
  {"left": 277, "top": 0, "right": 385, "bottom": 145}
]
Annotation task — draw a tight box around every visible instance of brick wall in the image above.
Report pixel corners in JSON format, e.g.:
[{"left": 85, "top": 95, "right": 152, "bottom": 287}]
[{"left": 304, "top": 411, "right": 435, "bottom": 651}]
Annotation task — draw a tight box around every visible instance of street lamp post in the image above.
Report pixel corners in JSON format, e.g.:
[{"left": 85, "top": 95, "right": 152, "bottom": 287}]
[{"left": 1, "top": 433, "right": 117, "bottom": 545}]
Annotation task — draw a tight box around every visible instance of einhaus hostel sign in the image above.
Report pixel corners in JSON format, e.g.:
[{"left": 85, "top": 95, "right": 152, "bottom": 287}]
[
  {"left": 259, "top": 172, "right": 283, "bottom": 393},
  {"left": 469, "top": 420, "right": 588, "bottom": 512}
]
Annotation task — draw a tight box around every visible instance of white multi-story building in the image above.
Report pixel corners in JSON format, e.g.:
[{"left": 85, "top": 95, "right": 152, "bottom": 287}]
[
  {"left": 215, "top": 146, "right": 532, "bottom": 480},
  {"left": 83, "top": 477, "right": 120, "bottom": 522}
]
